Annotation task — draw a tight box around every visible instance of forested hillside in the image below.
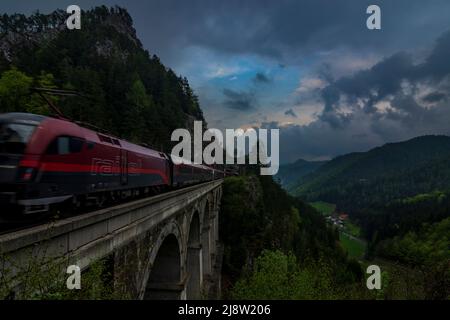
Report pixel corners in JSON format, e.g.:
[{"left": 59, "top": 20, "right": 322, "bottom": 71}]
[
  {"left": 288, "top": 136, "right": 450, "bottom": 299},
  {"left": 275, "top": 158, "right": 326, "bottom": 190},
  {"left": 375, "top": 217, "right": 450, "bottom": 299},
  {"left": 293, "top": 135, "right": 450, "bottom": 211},
  {"left": 219, "top": 169, "right": 373, "bottom": 299},
  {"left": 0, "top": 6, "right": 204, "bottom": 150}
]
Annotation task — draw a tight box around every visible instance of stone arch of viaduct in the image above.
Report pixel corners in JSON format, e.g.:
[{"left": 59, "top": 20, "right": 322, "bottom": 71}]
[{"left": 114, "top": 184, "right": 223, "bottom": 300}]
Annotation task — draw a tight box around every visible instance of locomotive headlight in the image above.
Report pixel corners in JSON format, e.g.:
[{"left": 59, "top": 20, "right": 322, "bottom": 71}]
[{"left": 19, "top": 167, "right": 36, "bottom": 181}]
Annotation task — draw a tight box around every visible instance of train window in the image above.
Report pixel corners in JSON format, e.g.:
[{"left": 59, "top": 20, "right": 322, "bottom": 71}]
[
  {"left": 69, "top": 137, "right": 84, "bottom": 153},
  {"left": 46, "top": 136, "right": 84, "bottom": 155},
  {"left": 98, "top": 134, "right": 113, "bottom": 144},
  {"left": 0, "top": 123, "right": 36, "bottom": 154},
  {"left": 112, "top": 139, "right": 121, "bottom": 146},
  {"left": 87, "top": 141, "right": 95, "bottom": 150}
]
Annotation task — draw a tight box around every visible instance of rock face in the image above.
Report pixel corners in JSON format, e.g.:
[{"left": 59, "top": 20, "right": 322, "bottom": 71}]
[
  {"left": 245, "top": 175, "right": 263, "bottom": 211},
  {"left": 0, "top": 6, "right": 141, "bottom": 63},
  {"left": 1, "top": 10, "right": 65, "bottom": 62}
]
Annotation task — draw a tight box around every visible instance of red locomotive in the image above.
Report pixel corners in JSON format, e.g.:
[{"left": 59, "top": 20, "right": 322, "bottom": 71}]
[{"left": 0, "top": 112, "right": 223, "bottom": 215}]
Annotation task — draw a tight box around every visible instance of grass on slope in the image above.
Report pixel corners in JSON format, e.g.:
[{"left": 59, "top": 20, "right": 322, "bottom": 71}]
[
  {"left": 310, "top": 201, "right": 336, "bottom": 216},
  {"left": 339, "top": 233, "right": 366, "bottom": 260},
  {"left": 344, "top": 220, "right": 361, "bottom": 238}
]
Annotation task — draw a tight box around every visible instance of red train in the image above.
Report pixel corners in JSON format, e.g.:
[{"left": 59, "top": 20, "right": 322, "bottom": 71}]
[{"left": 0, "top": 113, "right": 224, "bottom": 215}]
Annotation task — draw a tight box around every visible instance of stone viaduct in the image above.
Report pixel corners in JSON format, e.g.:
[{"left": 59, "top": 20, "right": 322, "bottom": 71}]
[{"left": 0, "top": 180, "right": 223, "bottom": 299}]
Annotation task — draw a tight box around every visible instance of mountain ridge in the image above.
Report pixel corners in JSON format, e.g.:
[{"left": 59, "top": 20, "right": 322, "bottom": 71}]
[
  {"left": 275, "top": 158, "right": 326, "bottom": 190},
  {"left": 292, "top": 134, "right": 450, "bottom": 211}
]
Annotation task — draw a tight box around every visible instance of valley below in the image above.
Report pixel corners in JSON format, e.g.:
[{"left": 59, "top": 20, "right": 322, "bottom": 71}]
[{"left": 276, "top": 135, "right": 450, "bottom": 299}]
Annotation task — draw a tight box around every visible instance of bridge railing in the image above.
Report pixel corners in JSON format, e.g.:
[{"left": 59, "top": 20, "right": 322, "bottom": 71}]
[{"left": 0, "top": 180, "right": 223, "bottom": 270}]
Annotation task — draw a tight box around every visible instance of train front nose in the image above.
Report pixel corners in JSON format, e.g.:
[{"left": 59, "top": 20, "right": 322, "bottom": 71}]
[
  {"left": 0, "top": 120, "right": 39, "bottom": 206},
  {"left": 0, "top": 121, "right": 36, "bottom": 183},
  {"left": 0, "top": 153, "right": 21, "bottom": 183},
  {"left": 0, "top": 153, "right": 22, "bottom": 206}
]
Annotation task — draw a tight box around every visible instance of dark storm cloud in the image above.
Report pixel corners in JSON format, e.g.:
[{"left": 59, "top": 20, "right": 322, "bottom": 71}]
[
  {"left": 284, "top": 109, "right": 297, "bottom": 118},
  {"left": 422, "top": 92, "right": 447, "bottom": 103},
  {"left": 222, "top": 72, "right": 271, "bottom": 111},
  {"left": 260, "top": 120, "right": 380, "bottom": 163},
  {"left": 266, "top": 94, "right": 450, "bottom": 164},
  {"left": 4, "top": 0, "right": 450, "bottom": 66},
  {"left": 273, "top": 29, "right": 450, "bottom": 163},
  {"left": 417, "top": 30, "right": 450, "bottom": 81},
  {"left": 222, "top": 89, "right": 256, "bottom": 111},
  {"left": 166, "top": 0, "right": 450, "bottom": 67},
  {"left": 139, "top": 0, "right": 450, "bottom": 64},
  {"left": 318, "top": 30, "right": 450, "bottom": 126},
  {"left": 223, "top": 72, "right": 271, "bottom": 114},
  {"left": 320, "top": 52, "right": 413, "bottom": 116},
  {"left": 253, "top": 72, "right": 271, "bottom": 84}
]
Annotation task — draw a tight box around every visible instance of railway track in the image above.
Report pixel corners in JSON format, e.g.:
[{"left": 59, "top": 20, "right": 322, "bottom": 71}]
[
  {"left": 0, "top": 182, "right": 210, "bottom": 237},
  {"left": 0, "top": 215, "right": 59, "bottom": 236},
  {"left": 0, "top": 200, "right": 122, "bottom": 236}
]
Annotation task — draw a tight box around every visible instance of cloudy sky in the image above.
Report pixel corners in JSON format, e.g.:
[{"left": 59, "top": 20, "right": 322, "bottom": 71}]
[{"left": 3, "top": 0, "right": 450, "bottom": 163}]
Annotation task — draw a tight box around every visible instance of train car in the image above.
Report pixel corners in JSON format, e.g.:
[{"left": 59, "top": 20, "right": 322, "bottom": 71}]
[
  {"left": 191, "top": 163, "right": 213, "bottom": 183},
  {"left": 170, "top": 155, "right": 216, "bottom": 186},
  {"left": 0, "top": 113, "right": 170, "bottom": 214},
  {"left": 225, "top": 165, "right": 240, "bottom": 176},
  {"left": 171, "top": 155, "right": 194, "bottom": 187},
  {"left": 0, "top": 112, "right": 227, "bottom": 217},
  {"left": 212, "top": 164, "right": 226, "bottom": 179}
]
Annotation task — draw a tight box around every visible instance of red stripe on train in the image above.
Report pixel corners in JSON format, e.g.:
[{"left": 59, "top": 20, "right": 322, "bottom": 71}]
[
  {"left": 19, "top": 160, "right": 40, "bottom": 168},
  {"left": 38, "top": 163, "right": 168, "bottom": 183}
]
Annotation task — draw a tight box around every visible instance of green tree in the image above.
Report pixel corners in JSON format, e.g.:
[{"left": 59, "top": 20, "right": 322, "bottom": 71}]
[
  {"left": 0, "top": 69, "right": 57, "bottom": 115},
  {"left": 231, "top": 250, "right": 363, "bottom": 300},
  {"left": 26, "top": 72, "right": 58, "bottom": 115},
  {"left": 124, "top": 78, "right": 152, "bottom": 143},
  {"left": 0, "top": 68, "right": 33, "bottom": 112}
]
